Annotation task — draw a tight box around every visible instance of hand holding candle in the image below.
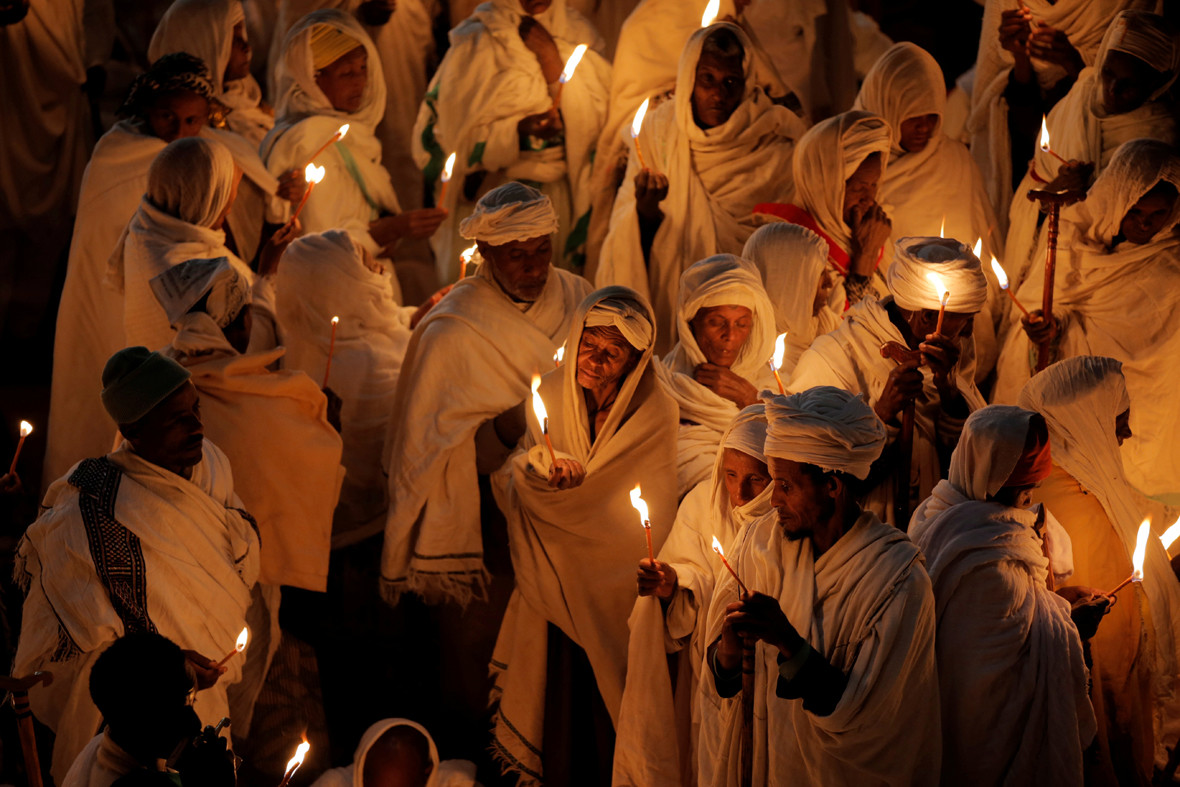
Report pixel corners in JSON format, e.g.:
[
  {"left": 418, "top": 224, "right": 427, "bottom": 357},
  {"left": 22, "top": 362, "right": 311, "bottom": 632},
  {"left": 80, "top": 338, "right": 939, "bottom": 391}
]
[
  {"left": 925, "top": 272, "right": 950, "bottom": 335},
  {"left": 630, "top": 485, "right": 654, "bottom": 562},
  {"left": 553, "top": 44, "right": 588, "bottom": 109},
  {"left": 214, "top": 627, "right": 248, "bottom": 669},
  {"left": 8, "top": 420, "right": 32, "bottom": 476},
  {"left": 1107, "top": 518, "right": 1151, "bottom": 597},
  {"left": 1039, "top": 115, "right": 1068, "bottom": 166},
  {"left": 630, "top": 98, "right": 651, "bottom": 172},
  {"left": 712, "top": 536, "right": 749, "bottom": 597},
  {"left": 277, "top": 739, "right": 310, "bottom": 787},
  {"left": 322, "top": 316, "right": 340, "bottom": 388},
  {"left": 768, "top": 332, "right": 787, "bottom": 394}
]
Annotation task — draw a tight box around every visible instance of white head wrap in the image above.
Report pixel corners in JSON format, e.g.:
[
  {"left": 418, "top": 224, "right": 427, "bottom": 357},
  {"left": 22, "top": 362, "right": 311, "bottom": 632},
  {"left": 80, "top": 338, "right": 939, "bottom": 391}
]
[
  {"left": 1066, "top": 138, "right": 1180, "bottom": 247},
  {"left": 585, "top": 296, "right": 654, "bottom": 352},
  {"left": 886, "top": 236, "right": 989, "bottom": 313},
  {"left": 459, "top": 182, "right": 559, "bottom": 246},
  {"left": 948, "top": 405, "right": 1043, "bottom": 501},
  {"left": 741, "top": 223, "right": 830, "bottom": 337},
  {"left": 852, "top": 42, "right": 945, "bottom": 166},
  {"left": 1097, "top": 10, "right": 1180, "bottom": 107},
  {"left": 148, "top": 0, "right": 246, "bottom": 96},
  {"left": 146, "top": 136, "right": 239, "bottom": 229},
  {"left": 149, "top": 256, "right": 250, "bottom": 328},
  {"left": 762, "top": 386, "right": 886, "bottom": 480},
  {"left": 723, "top": 403, "right": 769, "bottom": 461}
]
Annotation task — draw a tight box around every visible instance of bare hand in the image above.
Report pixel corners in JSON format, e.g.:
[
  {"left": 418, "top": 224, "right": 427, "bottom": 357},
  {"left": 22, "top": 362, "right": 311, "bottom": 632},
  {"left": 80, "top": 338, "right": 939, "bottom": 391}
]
[
  {"left": 716, "top": 599, "right": 745, "bottom": 671},
  {"left": 998, "top": 7, "right": 1032, "bottom": 57},
  {"left": 0, "top": 472, "right": 21, "bottom": 495},
  {"left": 726, "top": 591, "right": 803, "bottom": 655},
  {"left": 518, "top": 17, "right": 563, "bottom": 81},
  {"left": 918, "top": 333, "right": 961, "bottom": 399},
  {"left": 693, "top": 364, "right": 759, "bottom": 408},
  {"left": 276, "top": 168, "right": 305, "bottom": 205},
  {"left": 518, "top": 106, "right": 563, "bottom": 141},
  {"left": 258, "top": 218, "right": 301, "bottom": 277},
  {"left": 875, "top": 359, "right": 922, "bottom": 424},
  {"left": 323, "top": 386, "right": 343, "bottom": 433},
  {"left": 634, "top": 168, "right": 669, "bottom": 221},
  {"left": 183, "top": 650, "right": 225, "bottom": 690},
  {"left": 410, "top": 284, "right": 453, "bottom": 329},
  {"left": 1028, "top": 23, "right": 1084, "bottom": 76},
  {"left": 548, "top": 457, "right": 586, "bottom": 490},
  {"left": 1057, "top": 585, "right": 1110, "bottom": 640},
  {"left": 848, "top": 202, "right": 891, "bottom": 277},
  {"left": 370, "top": 208, "right": 449, "bottom": 251},
  {"left": 1021, "top": 309, "right": 1059, "bottom": 346},
  {"left": 1046, "top": 160, "right": 1093, "bottom": 192},
  {"left": 637, "top": 558, "right": 678, "bottom": 600}
]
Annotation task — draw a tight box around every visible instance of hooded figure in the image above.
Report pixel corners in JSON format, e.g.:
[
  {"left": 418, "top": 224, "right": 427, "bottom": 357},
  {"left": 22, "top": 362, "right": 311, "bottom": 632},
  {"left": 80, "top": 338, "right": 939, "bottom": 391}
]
[{"left": 311, "top": 718, "right": 478, "bottom": 787}]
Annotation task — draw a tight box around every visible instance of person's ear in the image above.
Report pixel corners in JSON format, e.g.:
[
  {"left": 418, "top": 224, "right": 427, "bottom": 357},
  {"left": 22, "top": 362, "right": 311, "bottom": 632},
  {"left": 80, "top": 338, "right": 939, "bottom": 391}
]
[{"left": 825, "top": 473, "right": 842, "bottom": 500}]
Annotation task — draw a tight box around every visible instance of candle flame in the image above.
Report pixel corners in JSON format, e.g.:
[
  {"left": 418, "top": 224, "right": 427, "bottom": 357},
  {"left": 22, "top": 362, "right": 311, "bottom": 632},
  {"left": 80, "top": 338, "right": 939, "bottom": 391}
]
[
  {"left": 972, "top": 238, "right": 982, "bottom": 259},
  {"left": 1162, "top": 516, "right": 1180, "bottom": 552},
  {"left": 926, "top": 271, "right": 950, "bottom": 306},
  {"left": 1132, "top": 518, "right": 1150, "bottom": 581},
  {"left": 631, "top": 98, "right": 650, "bottom": 139},
  {"left": 553, "top": 343, "right": 565, "bottom": 365},
  {"left": 630, "top": 484, "right": 649, "bottom": 525},
  {"left": 304, "top": 163, "right": 326, "bottom": 184},
  {"left": 559, "top": 44, "right": 588, "bottom": 84},
  {"left": 700, "top": 0, "right": 720, "bottom": 26},
  {"left": 234, "top": 627, "right": 248, "bottom": 653},
  {"left": 331, "top": 315, "right": 339, "bottom": 326},
  {"left": 1039, "top": 115, "right": 1051, "bottom": 153},
  {"left": 441, "top": 152, "right": 456, "bottom": 183},
  {"left": 337, "top": 123, "right": 350, "bottom": 141},
  {"left": 530, "top": 374, "right": 549, "bottom": 433},
  {"left": 18, "top": 421, "right": 33, "bottom": 438},
  {"left": 284, "top": 739, "right": 310, "bottom": 774},
  {"left": 460, "top": 244, "right": 478, "bottom": 264},
  {"left": 938, "top": 217, "right": 945, "bottom": 238},
  {"left": 990, "top": 257, "right": 1010, "bottom": 290},
  {"left": 711, "top": 534, "right": 725, "bottom": 557},
  {"left": 771, "top": 332, "right": 787, "bottom": 371}
]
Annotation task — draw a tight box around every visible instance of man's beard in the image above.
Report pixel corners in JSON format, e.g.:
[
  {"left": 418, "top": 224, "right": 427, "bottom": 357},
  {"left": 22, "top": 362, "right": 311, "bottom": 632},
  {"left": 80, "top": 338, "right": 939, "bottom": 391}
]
[{"left": 781, "top": 527, "right": 812, "bottom": 542}]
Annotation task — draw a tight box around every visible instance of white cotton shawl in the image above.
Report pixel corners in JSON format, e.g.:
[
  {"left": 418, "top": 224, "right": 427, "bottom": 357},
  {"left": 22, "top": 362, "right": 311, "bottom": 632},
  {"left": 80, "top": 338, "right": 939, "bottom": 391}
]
[
  {"left": 15, "top": 440, "right": 258, "bottom": 783},
  {"left": 381, "top": 261, "right": 591, "bottom": 605},
  {"left": 614, "top": 405, "right": 770, "bottom": 787},
  {"left": 908, "top": 406, "right": 1094, "bottom": 785},
  {"left": 654, "top": 254, "right": 776, "bottom": 496},
  {"left": 276, "top": 230, "right": 413, "bottom": 546},
  {"left": 597, "top": 22, "right": 804, "bottom": 354},
  {"left": 696, "top": 509, "right": 940, "bottom": 786},
  {"left": 489, "top": 287, "right": 678, "bottom": 783},
  {"left": 1018, "top": 356, "right": 1180, "bottom": 765},
  {"left": 309, "top": 718, "right": 477, "bottom": 787}
]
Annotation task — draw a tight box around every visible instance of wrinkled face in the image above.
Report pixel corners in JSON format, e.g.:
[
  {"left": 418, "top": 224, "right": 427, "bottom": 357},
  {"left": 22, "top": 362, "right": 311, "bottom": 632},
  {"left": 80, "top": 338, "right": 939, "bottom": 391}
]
[
  {"left": 689, "top": 304, "right": 753, "bottom": 368},
  {"left": 315, "top": 46, "right": 368, "bottom": 113},
  {"left": 519, "top": 0, "right": 552, "bottom": 12},
  {"left": 224, "top": 21, "right": 252, "bottom": 82},
  {"left": 1116, "top": 407, "right": 1133, "bottom": 446},
  {"left": 576, "top": 326, "right": 639, "bottom": 393},
  {"left": 479, "top": 235, "right": 552, "bottom": 302},
  {"left": 898, "top": 112, "right": 938, "bottom": 153},
  {"left": 692, "top": 51, "right": 745, "bottom": 129},
  {"left": 907, "top": 307, "right": 975, "bottom": 342},
  {"left": 122, "top": 382, "right": 204, "bottom": 475},
  {"left": 813, "top": 267, "right": 836, "bottom": 316},
  {"left": 769, "top": 457, "right": 834, "bottom": 541},
  {"left": 721, "top": 448, "right": 770, "bottom": 508},
  {"left": 1101, "top": 51, "right": 1165, "bottom": 116},
  {"left": 146, "top": 90, "right": 209, "bottom": 143},
  {"left": 842, "top": 153, "right": 882, "bottom": 224},
  {"left": 1119, "top": 189, "right": 1176, "bottom": 245}
]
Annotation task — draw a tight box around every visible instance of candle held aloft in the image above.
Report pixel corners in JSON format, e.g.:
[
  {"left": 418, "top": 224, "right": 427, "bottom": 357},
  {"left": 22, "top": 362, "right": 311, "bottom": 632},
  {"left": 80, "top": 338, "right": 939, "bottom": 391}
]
[
  {"left": 290, "top": 164, "right": 325, "bottom": 226},
  {"left": 1107, "top": 519, "right": 1151, "bottom": 596},
  {"left": 711, "top": 535, "right": 749, "bottom": 597},
  {"left": 438, "top": 152, "right": 456, "bottom": 204},
  {"left": 990, "top": 257, "right": 1032, "bottom": 319},
  {"left": 925, "top": 272, "right": 950, "bottom": 335},
  {"left": 1161, "top": 516, "right": 1180, "bottom": 556},
  {"left": 8, "top": 420, "right": 32, "bottom": 476},
  {"left": 630, "top": 485, "right": 654, "bottom": 562},
  {"left": 215, "top": 627, "right": 249, "bottom": 669},
  {"left": 322, "top": 316, "right": 340, "bottom": 388},
  {"left": 458, "top": 243, "right": 478, "bottom": 280},
  {"left": 1039, "top": 115, "right": 1068, "bottom": 165},
  {"left": 531, "top": 375, "right": 559, "bottom": 473},
  {"left": 277, "top": 739, "right": 310, "bottom": 787},
  {"left": 630, "top": 98, "right": 650, "bottom": 171},
  {"left": 700, "top": 0, "right": 720, "bottom": 26},
  {"left": 553, "top": 342, "right": 566, "bottom": 368},
  {"left": 768, "top": 332, "right": 787, "bottom": 394},
  {"left": 302, "top": 123, "right": 349, "bottom": 170},
  {"left": 553, "top": 44, "right": 588, "bottom": 108}
]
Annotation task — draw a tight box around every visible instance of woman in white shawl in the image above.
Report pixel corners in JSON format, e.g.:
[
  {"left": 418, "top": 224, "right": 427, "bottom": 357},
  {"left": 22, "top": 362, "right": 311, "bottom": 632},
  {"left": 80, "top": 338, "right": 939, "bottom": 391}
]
[
  {"left": 1003, "top": 10, "right": 1179, "bottom": 294},
  {"left": 1020, "top": 356, "right": 1180, "bottom": 774},
  {"left": 264, "top": 9, "right": 446, "bottom": 303},
  {"left": 490, "top": 286, "right": 677, "bottom": 786},
  {"left": 311, "top": 718, "right": 478, "bottom": 787},
  {"left": 909, "top": 405, "right": 1099, "bottom": 786},
  {"left": 994, "top": 139, "right": 1180, "bottom": 500},
  {"left": 413, "top": 0, "right": 610, "bottom": 280},
  {"left": 597, "top": 23, "right": 803, "bottom": 353},
  {"left": 653, "top": 254, "right": 775, "bottom": 497}
]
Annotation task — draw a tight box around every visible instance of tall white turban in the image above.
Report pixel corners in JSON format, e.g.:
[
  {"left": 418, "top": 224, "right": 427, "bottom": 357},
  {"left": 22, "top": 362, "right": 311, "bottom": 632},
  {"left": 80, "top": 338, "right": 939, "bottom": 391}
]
[
  {"left": 886, "top": 236, "right": 989, "bottom": 313},
  {"left": 585, "top": 294, "right": 655, "bottom": 352},
  {"left": 723, "top": 403, "right": 769, "bottom": 463},
  {"left": 459, "top": 181, "right": 560, "bottom": 246},
  {"left": 762, "top": 386, "right": 887, "bottom": 480}
]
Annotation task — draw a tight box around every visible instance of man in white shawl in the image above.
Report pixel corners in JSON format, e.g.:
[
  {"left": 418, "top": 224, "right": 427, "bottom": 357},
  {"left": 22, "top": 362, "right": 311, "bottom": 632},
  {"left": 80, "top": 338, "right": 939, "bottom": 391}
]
[
  {"left": 789, "top": 236, "right": 988, "bottom": 526},
  {"left": 382, "top": 182, "right": 590, "bottom": 606},
  {"left": 413, "top": 0, "right": 610, "bottom": 280},
  {"left": 311, "top": 718, "right": 478, "bottom": 787},
  {"left": 653, "top": 254, "right": 775, "bottom": 497},
  {"left": 697, "top": 386, "right": 939, "bottom": 786},
  {"left": 909, "top": 404, "right": 1102, "bottom": 785},
  {"left": 597, "top": 22, "right": 804, "bottom": 353},
  {"left": 15, "top": 346, "right": 260, "bottom": 783},
  {"left": 615, "top": 404, "right": 771, "bottom": 787},
  {"left": 263, "top": 9, "right": 447, "bottom": 302},
  {"left": 995, "top": 139, "right": 1180, "bottom": 501}
]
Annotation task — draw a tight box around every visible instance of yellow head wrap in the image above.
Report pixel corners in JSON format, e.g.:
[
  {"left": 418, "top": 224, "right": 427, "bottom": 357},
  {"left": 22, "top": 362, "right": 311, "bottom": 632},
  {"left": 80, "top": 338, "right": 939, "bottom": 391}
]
[{"left": 310, "top": 23, "right": 361, "bottom": 71}]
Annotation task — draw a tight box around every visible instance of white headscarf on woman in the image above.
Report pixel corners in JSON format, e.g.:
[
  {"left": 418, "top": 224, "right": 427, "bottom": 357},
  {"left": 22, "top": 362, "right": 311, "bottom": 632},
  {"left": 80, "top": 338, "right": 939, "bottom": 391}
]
[{"left": 310, "top": 717, "right": 477, "bottom": 787}]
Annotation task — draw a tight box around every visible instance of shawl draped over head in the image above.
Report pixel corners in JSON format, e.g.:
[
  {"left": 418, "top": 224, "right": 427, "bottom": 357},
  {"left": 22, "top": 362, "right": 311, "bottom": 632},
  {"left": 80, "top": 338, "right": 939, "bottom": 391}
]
[
  {"left": 310, "top": 717, "right": 477, "bottom": 787},
  {"left": 458, "top": 181, "right": 560, "bottom": 245},
  {"left": 489, "top": 286, "right": 678, "bottom": 782},
  {"left": 762, "top": 386, "right": 885, "bottom": 480},
  {"left": 886, "top": 236, "right": 989, "bottom": 314},
  {"left": 597, "top": 22, "right": 804, "bottom": 354},
  {"left": 1019, "top": 356, "right": 1180, "bottom": 763}
]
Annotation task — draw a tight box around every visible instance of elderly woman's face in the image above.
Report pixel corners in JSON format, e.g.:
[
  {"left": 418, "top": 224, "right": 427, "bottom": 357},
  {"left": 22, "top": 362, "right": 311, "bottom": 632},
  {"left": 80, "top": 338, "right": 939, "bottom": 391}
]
[
  {"left": 1119, "top": 188, "right": 1176, "bottom": 245},
  {"left": 842, "top": 153, "right": 881, "bottom": 223},
  {"left": 577, "top": 326, "right": 638, "bottom": 393},
  {"left": 721, "top": 448, "right": 770, "bottom": 508},
  {"left": 316, "top": 46, "right": 368, "bottom": 113},
  {"left": 147, "top": 91, "right": 209, "bottom": 143},
  {"left": 690, "top": 304, "right": 753, "bottom": 368},
  {"left": 692, "top": 51, "right": 744, "bottom": 129},
  {"left": 1101, "top": 51, "right": 1164, "bottom": 116}
]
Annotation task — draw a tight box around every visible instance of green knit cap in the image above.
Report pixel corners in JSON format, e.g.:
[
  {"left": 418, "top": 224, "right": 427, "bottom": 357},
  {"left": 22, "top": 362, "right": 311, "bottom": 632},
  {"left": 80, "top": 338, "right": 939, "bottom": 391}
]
[{"left": 101, "top": 347, "right": 192, "bottom": 425}]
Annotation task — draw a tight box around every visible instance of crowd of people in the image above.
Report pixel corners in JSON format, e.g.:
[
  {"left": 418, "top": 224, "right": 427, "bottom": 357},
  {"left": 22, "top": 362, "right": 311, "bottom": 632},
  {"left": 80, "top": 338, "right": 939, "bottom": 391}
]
[{"left": 4, "top": 0, "right": 1180, "bottom": 785}]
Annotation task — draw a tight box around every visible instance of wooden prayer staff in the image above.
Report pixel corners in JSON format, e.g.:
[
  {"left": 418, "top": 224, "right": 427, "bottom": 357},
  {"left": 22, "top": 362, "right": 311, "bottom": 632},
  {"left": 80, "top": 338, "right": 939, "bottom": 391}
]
[
  {"left": 0, "top": 671, "right": 52, "bottom": 787},
  {"left": 290, "top": 164, "right": 325, "bottom": 226},
  {"left": 303, "top": 123, "right": 349, "bottom": 170},
  {"left": 880, "top": 342, "right": 920, "bottom": 529},
  {"left": 530, "top": 375, "right": 559, "bottom": 470},
  {"left": 1038, "top": 115, "right": 1068, "bottom": 166},
  {"left": 278, "top": 739, "right": 310, "bottom": 787},
  {"left": 630, "top": 98, "right": 650, "bottom": 171},
  {"left": 438, "top": 152, "right": 456, "bottom": 205},
  {"left": 1107, "top": 519, "right": 1150, "bottom": 597},
  {"left": 925, "top": 272, "right": 949, "bottom": 336},
  {"left": 553, "top": 44, "right": 588, "bottom": 109},
  {"left": 989, "top": 257, "right": 1032, "bottom": 319},
  {"left": 322, "top": 316, "right": 340, "bottom": 388},
  {"left": 1026, "top": 186, "right": 1085, "bottom": 371},
  {"left": 8, "top": 420, "right": 32, "bottom": 476},
  {"left": 214, "top": 627, "right": 249, "bottom": 669},
  {"left": 631, "top": 486, "right": 654, "bottom": 562},
  {"left": 768, "top": 332, "right": 787, "bottom": 395}
]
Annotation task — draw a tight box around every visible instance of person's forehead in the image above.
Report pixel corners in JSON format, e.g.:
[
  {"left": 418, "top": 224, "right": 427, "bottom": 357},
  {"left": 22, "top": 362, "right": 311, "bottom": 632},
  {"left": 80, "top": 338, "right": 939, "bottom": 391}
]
[
  {"left": 696, "top": 52, "right": 743, "bottom": 75},
  {"left": 488, "top": 234, "right": 550, "bottom": 253},
  {"left": 695, "top": 304, "right": 752, "bottom": 320}
]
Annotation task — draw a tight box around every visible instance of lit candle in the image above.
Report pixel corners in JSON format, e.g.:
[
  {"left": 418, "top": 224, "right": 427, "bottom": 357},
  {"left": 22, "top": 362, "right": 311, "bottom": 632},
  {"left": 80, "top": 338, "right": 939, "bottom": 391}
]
[
  {"left": 8, "top": 420, "right": 32, "bottom": 476},
  {"left": 458, "top": 243, "right": 477, "bottom": 280},
  {"left": 290, "top": 164, "right": 325, "bottom": 226},
  {"left": 531, "top": 374, "right": 559, "bottom": 471},
  {"left": 768, "top": 332, "right": 787, "bottom": 394},
  {"left": 277, "top": 739, "right": 310, "bottom": 787},
  {"left": 1039, "top": 115, "right": 1068, "bottom": 166},
  {"left": 630, "top": 98, "right": 651, "bottom": 172},
  {"left": 630, "top": 485, "right": 654, "bottom": 562},
  {"left": 938, "top": 216, "right": 945, "bottom": 238},
  {"left": 553, "top": 342, "right": 566, "bottom": 368},
  {"left": 1107, "top": 518, "right": 1151, "bottom": 596},
  {"left": 1162, "top": 516, "right": 1180, "bottom": 556},
  {"left": 214, "top": 627, "right": 249, "bottom": 669},
  {"left": 711, "top": 535, "right": 749, "bottom": 597},
  {"left": 990, "top": 256, "right": 1032, "bottom": 319},
  {"left": 303, "top": 123, "right": 349, "bottom": 170},
  {"left": 438, "top": 152, "right": 456, "bottom": 204},
  {"left": 553, "top": 44, "right": 588, "bottom": 109},
  {"left": 700, "top": 0, "right": 720, "bottom": 26},
  {"left": 322, "top": 316, "right": 340, "bottom": 388},
  {"left": 925, "top": 271, "right": 950, "bottom": 335}
]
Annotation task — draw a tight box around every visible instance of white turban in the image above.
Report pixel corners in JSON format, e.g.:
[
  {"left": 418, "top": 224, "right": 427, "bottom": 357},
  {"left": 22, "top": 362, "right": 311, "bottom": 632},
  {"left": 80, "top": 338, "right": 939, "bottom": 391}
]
[
  {"left": 886, "top": 236, "right": 988, "bottom": 313},
  {"left": 723, "top": 403, "right": 768, "bottom": 463},
  {"left": 150, "top": 257, "right": 250, "bottom": 328},
  {"left": 742, "top": 222, "right": 830, "bottom": 337},
  {"left": 585, "top": 295, "right": 654, "bottom": 352},
  {"left": 762, "top": 386, "right": 886, "bottom": 480},
  {"left": 459, "top": 182, "right": 559, "bottom": 246}
]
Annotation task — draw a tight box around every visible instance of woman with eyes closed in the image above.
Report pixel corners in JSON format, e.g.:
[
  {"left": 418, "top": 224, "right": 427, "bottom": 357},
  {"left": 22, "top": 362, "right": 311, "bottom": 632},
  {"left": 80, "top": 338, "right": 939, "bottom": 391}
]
[{"left": 597, "top": 22, "right": 804, "bottom": 355}]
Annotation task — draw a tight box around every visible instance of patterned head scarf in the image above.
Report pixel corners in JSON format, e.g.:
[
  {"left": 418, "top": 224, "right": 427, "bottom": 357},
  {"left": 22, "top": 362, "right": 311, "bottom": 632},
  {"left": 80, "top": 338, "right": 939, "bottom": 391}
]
[{"left": 120, "top": 52, "right": 215, "bottom": 120}]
